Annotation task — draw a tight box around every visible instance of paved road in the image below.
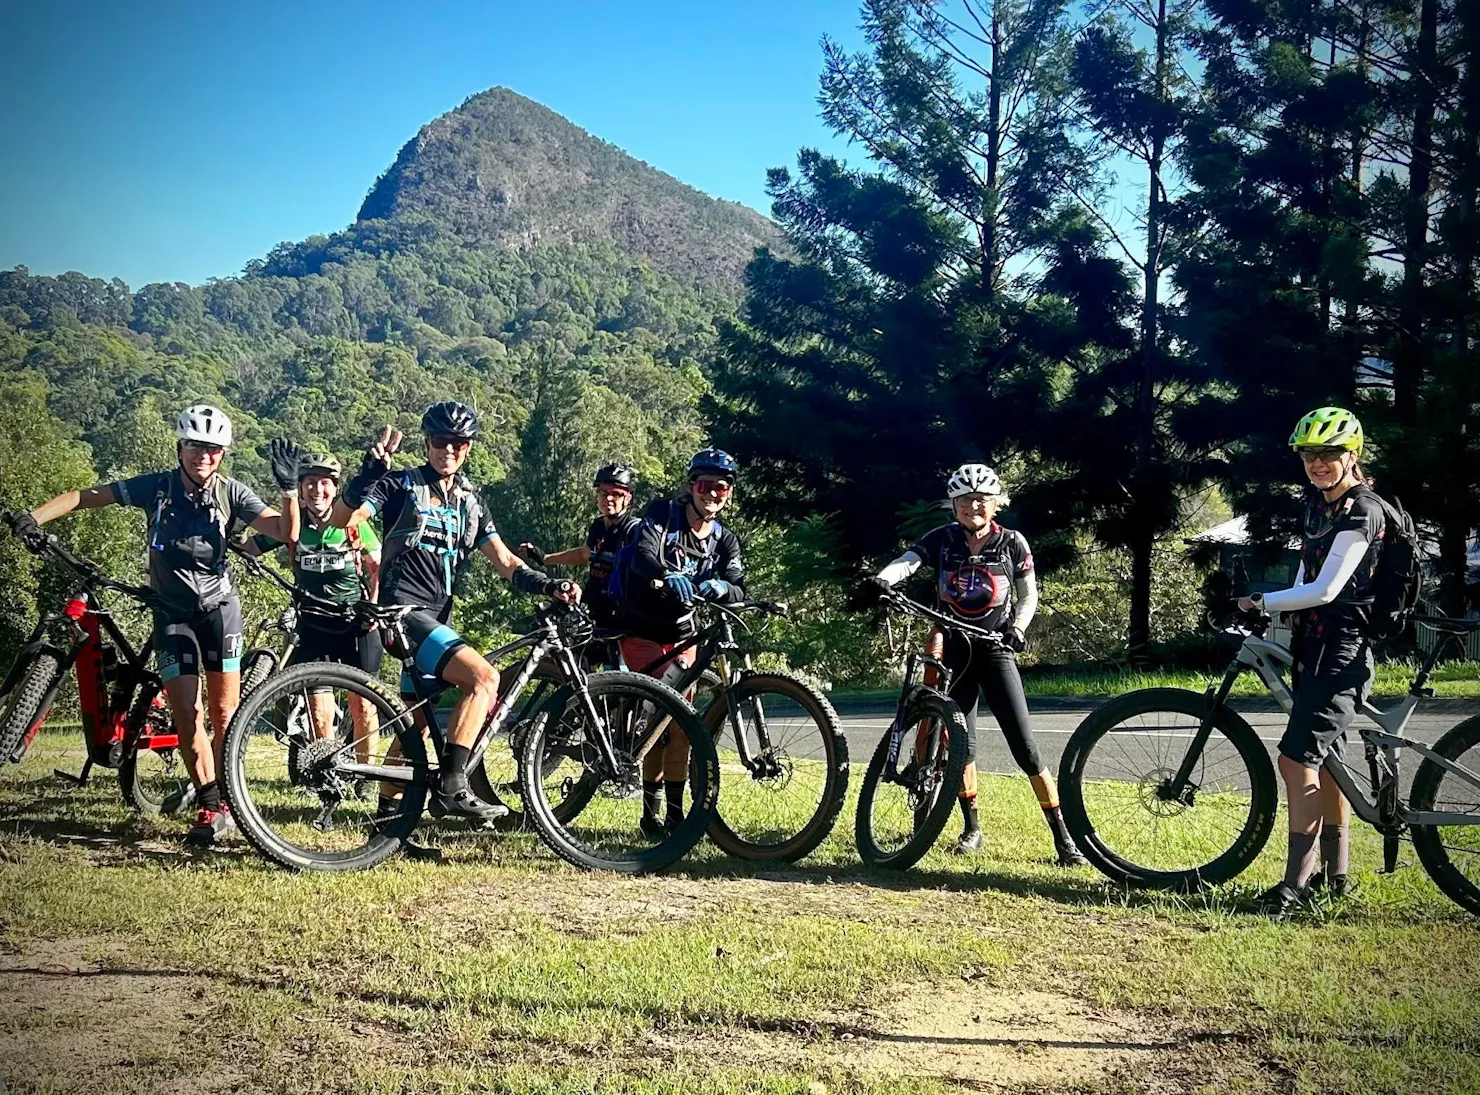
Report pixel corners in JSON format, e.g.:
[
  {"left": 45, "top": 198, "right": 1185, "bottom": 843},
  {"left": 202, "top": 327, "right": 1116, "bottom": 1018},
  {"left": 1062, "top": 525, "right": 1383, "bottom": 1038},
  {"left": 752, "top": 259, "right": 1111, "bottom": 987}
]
[{"left": 831, "top": 696, "right": 1480, "bottom": 796}]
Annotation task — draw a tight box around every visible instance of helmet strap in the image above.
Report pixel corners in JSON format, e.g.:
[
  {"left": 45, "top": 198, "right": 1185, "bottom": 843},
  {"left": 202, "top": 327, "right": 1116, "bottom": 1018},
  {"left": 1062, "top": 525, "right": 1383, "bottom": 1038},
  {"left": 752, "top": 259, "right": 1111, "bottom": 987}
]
[{"left": 177, "top": 447, "right": 215, "bottom": 497}]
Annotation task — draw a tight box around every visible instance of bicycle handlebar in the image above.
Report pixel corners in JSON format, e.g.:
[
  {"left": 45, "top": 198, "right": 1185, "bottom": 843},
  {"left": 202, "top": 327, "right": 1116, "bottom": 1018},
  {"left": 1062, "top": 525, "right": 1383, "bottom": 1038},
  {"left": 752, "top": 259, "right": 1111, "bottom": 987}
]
[{"left": 880, "top": 588, "right": 1007, "bottom": 644}]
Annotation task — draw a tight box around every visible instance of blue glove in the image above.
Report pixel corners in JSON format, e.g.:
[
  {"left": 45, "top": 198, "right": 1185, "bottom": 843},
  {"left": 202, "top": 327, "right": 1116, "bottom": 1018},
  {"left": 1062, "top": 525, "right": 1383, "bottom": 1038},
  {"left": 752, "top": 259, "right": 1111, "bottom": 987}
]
[
  {"left": 663, "top": 572, "right": 695, "bottom": 606},
  {"left": 698, "top": 578, "right": 731, "bottom": 601}
]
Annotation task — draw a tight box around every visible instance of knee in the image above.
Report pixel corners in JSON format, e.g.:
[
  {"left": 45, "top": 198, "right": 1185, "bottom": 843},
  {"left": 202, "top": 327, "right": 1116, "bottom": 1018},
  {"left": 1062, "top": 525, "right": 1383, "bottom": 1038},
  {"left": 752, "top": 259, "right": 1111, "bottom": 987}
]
[{"left": 467, "top": 664, "right": 500, "bottom": 705}]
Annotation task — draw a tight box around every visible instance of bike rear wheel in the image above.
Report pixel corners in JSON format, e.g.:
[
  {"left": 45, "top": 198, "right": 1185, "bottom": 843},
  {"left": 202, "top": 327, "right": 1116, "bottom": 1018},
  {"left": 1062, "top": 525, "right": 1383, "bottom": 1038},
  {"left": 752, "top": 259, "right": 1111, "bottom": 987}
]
[
  {"left": 1058, "top": 688, "right": 1277, "bottom": 889},
  {"left": 705, "top": 672, "right": 848, "bottom": 862},
  {"left": 519, "top": 672, "right": 716, "bottom": 873},
  {"left": 855, "top": 690, "right": 970, "bottom": 870},
  {"left": 223, "top": 662, "right": 427, "bottom": 871},
  {"left": 0, "top": 653, "right": 62, "bottom": 765},
  {"left": 118, "top": 689, "right": 194, "bottom": 815},
  {"left": 1410, "top": 713, "right": 1480, "bottom": 916}
]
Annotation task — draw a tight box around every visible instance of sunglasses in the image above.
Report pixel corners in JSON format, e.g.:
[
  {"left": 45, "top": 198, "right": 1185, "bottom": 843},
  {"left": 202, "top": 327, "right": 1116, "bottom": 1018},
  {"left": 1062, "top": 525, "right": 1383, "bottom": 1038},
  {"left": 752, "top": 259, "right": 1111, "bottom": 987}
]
[
  {"left": 596, "top": 486, "right": 632, "bottom": 499},
  {"left": 692, "top": 478, "right": 734, "bottom": 497},
  {"left": 1298, "top": 447, "right": 1350, "bottom": 465},
  {"left": 427, "top": 435, "right": 471, "bottom": 452},
  {"left": 182, "top": 441, "right": 224, "bottom": 456}
]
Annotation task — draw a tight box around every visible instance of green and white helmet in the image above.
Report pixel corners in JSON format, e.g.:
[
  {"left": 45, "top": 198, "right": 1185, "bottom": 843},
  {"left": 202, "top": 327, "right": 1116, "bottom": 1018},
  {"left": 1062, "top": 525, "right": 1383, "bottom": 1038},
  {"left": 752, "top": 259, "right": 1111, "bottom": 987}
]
[{"left": 1289, "top": 406, "right": 1363, "bottom": 453}]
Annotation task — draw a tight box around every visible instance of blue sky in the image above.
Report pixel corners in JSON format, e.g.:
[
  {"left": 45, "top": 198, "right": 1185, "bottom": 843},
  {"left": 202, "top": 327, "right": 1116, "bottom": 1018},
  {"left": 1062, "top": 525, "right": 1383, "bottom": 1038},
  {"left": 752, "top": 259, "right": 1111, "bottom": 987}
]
[{"left": 0, "top": 0, "right": 864, "bottom": 288}]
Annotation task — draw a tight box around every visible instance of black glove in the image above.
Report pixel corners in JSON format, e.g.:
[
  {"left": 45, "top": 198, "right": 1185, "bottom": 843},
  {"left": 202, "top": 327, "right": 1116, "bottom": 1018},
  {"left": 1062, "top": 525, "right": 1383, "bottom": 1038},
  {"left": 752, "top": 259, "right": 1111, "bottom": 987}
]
[
  {"left": 512, "top": 566, "right": 559, "bottom": 596},
  {"left": 516, "top": 542, "right": 545, "bottom": 566},
  {"left": 7, "top": 511, "right": 44, "bottom": 551},
  {"left": 1003, "top": 627, "right": 1027, "bottom": 653},
  {"left": 846, "top": 576, "right": 891, "bottom": 613},
  {"left": 269, "top": 437, "right": 301, "bottom": 493},
  {"left": 344, "top": 450, "right": 389, "bottom": 507}
]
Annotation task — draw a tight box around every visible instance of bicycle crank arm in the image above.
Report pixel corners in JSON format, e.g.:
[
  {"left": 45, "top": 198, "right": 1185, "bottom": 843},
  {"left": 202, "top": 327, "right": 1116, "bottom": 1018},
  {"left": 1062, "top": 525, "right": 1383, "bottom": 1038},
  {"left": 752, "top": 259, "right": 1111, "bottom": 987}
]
[{"left": 334, "top": 762, "right": 419, "bottom": 785}]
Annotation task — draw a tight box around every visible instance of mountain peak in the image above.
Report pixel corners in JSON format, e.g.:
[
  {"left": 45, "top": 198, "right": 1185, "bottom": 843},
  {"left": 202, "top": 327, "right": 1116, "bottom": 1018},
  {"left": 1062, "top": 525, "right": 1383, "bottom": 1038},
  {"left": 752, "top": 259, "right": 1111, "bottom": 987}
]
[{"left": 357, "top": 87, "right": 780, "bottom": 289}]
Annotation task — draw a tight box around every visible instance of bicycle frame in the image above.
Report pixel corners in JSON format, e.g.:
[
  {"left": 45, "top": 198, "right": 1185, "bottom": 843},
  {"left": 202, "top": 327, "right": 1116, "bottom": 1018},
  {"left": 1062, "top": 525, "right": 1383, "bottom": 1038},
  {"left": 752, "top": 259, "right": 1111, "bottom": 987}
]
[
  {"left": 1172, "top": 628, "right": 1480, "bottom": 830},
  {"left": 331, "top": 610, "right": 634, "bottom": 788},
  {"left": 4, "top": 587, "right": 174, "bottom": 780}
]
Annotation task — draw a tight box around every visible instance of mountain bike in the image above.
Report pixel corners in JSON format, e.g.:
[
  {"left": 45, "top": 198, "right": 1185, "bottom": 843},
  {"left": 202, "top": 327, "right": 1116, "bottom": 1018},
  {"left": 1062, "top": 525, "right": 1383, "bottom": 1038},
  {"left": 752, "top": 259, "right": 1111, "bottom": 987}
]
[
  {"left": 853, "top": 589, "right": 976, "bottom": 870},
  {"left": 1057, "top": 611, "right": 1480, "bottom": 915},
  {"left": 221, "top": 598, "right": 717, "bottom": 873},
  {"left": 637, "top": 598, "right": 847, "bottom": 862},
  {"left": 0, "top": 522, "right": 190, "bottom": 814}
]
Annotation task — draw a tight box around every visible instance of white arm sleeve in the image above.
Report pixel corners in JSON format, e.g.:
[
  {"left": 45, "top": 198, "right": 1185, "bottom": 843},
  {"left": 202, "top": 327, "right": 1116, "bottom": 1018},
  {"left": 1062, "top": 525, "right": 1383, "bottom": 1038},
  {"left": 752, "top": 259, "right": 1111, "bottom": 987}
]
[
  {"left": 877, "top": 550, "right": 924, "bottom": 586},
  {"left": 1261, "top": 531, "right": 1369, "bottom": 612},
  {"left": 1010, "top": 571, "right": 1038, "bottom": 632}
]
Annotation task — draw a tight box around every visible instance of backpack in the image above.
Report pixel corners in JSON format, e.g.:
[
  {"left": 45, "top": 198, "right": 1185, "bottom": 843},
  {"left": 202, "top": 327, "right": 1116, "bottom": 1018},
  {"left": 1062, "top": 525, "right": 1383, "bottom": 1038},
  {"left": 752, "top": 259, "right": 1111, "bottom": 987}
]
[
  {"left": 149, "top": 475, "right": 242, "bottom": 561},
  {"left": 607, "top": 500, "right": 723, "bottom": 609},
  {"left": 1367, "top": 492, "right": 1423, "bottom": 640}
]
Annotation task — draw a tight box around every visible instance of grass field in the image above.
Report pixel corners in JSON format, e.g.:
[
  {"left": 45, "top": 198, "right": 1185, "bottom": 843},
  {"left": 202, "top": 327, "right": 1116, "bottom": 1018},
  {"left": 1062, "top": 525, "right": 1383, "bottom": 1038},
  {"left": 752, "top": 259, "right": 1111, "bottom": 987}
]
[{"left": 2, "top": 725, "right": 1478, "bottom": 1095}]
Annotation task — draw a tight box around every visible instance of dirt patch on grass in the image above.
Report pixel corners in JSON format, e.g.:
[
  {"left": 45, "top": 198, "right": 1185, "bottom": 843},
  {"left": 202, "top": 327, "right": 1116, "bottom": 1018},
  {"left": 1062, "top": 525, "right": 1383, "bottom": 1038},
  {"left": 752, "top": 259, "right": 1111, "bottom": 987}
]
[
  {"left": 0, "top": 938, "right": 228, "bottom": 1094},
  {"left": 655, "top": 977, "right": 1197, "bottom": 1091}
]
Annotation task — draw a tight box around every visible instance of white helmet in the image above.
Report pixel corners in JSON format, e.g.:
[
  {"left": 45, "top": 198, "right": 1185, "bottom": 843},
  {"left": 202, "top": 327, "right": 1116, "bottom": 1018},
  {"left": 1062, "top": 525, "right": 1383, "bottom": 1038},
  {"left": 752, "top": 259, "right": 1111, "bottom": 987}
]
[
  {"left": 175, "top": 404, "right": 233, "bottom": 447},
  {"left": 946, "top": 463, "right": 1001, "bottom": 499}
]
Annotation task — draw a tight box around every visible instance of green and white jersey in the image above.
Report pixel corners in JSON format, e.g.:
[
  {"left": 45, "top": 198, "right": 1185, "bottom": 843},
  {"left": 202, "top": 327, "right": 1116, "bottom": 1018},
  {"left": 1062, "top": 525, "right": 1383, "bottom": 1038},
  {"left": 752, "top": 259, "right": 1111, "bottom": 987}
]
[{"left": 256, "top": 518, "right": 381, "bottom": 603}]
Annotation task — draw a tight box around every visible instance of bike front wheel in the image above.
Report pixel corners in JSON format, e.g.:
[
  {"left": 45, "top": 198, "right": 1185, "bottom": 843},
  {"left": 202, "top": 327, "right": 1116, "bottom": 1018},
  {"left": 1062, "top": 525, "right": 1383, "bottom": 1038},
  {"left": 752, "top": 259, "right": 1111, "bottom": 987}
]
[
  {"left": 223, "top": 662, "right": 427, "bottom": 871},
  {"left": 1058, "top": 688, "right": 1277, "bottom": 889},
  {"left": 705, "top": 672, "right": 848, "bottom": 862},
  {"left": 1410, "top": 713, "right": 1480, "bottom": 916},
  {"left": 0, "top": 652, "right": 62, "bottom": 765},
  {"left": 855, "top": 690, "right": 970, "bottom": 870},
  {"left": 519, "top": 671, "right": 716, "bottom": 873}
]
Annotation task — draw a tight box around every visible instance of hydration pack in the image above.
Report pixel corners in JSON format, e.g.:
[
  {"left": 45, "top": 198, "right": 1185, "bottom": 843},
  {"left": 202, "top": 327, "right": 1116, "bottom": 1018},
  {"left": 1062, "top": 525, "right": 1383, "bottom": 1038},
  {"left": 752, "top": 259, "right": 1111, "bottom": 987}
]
[
  {"left": 607, "top": 500, "right": 723, "bottom": 609},
  {"left": 1368, "top": 492, "right": 1424, "bottom": 640}
]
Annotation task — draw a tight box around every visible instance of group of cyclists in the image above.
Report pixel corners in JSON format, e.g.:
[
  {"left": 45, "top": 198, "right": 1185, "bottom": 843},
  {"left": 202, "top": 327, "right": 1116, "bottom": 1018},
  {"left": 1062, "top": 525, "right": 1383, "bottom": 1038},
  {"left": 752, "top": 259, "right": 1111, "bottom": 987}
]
[{"left": 6, "top": 396, "right": 1395, "bottom": 916}]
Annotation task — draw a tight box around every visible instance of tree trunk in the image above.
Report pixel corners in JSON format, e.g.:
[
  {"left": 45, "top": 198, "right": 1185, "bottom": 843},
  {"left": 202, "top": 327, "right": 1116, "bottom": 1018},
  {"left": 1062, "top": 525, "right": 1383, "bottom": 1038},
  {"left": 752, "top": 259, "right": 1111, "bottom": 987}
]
[
  {"left": 1129, "top": 0, "right": 1170, "bottom": 661},
  {"left": 1393, "top": 0, "right": 1438, "bottom": 433},
  {"left": 983, "top": 0, "right": 1002, "bottom": 290}
]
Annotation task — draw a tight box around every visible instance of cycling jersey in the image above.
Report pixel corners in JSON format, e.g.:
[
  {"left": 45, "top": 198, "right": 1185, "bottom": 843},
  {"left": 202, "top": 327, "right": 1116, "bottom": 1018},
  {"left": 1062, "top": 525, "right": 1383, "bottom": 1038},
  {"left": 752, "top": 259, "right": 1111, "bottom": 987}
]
[
  {"left": 109, "top": 469, "right": 266, "bottom": 616},
  {"left": 909, "top": 522, "right": 1033, "bottom": 631},
  {"left": 1290, "top": 485, "right": 1385, "bottom": 676},
  {"left": 255, "top": 518, "right": 382, "bottom": 604},
  {"left": 623, "top": 497, "right": 745, "bottom": 642},
  {"left": 585, "top": 513, "right": 641, "bottom": 625},
  {"left": 359, "top": 465, "right": 496, "bottom": 611}
]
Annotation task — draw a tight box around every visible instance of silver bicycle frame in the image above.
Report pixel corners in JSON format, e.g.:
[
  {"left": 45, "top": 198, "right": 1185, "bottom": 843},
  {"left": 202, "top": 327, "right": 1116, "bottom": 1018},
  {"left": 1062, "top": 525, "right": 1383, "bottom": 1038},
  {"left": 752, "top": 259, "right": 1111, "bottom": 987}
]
[{"left": 1235, "top": 634, "right": 1480, "bottom": 827}]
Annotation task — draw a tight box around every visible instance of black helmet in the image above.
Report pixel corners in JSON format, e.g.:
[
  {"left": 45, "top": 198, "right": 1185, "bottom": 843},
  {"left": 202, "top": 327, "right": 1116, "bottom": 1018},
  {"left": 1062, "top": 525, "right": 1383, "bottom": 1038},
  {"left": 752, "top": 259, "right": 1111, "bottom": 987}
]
[
  {"left": 687, "top": 448, "right": 738, "bottom": 482},
  {"left": 593, "top": 463, "right": 636, "bottom": 489},
  {"left": 421, "top": 400, "right": 480, "bottom": 440}
]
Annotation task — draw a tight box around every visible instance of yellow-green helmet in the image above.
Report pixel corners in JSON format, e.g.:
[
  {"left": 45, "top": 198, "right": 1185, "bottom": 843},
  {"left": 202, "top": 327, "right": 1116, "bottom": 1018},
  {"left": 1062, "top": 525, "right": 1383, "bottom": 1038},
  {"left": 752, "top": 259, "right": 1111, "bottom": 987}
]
[{"left": 1289, "top": 406, "right": 1363, "bottom": 453}]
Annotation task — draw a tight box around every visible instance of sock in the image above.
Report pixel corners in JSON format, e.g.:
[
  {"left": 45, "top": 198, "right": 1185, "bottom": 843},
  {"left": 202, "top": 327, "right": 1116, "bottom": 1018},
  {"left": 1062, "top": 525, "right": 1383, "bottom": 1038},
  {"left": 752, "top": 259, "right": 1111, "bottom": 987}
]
[
  {"left": 1320, "top": 825, "right": 1349, "bottom": 880},
  {"left": 197, "top": 780, "right": 221, "bottom": 812},
  {"left": 664, "top": 780, "right": 686, "bottom": 825},
  {"left": 1043, "top": 805, "right": 1073, "bottom": 848},
  {"left": 442, "top": 743, "right": 471, "bottom": 776},
  {"left": 958, "top": 795, "right": 979, "bottom": 833},
  {"left": 1285, "top": 830, "right": 1320, "bottom": 890},
  {"left": 642, "top": 780, "right": 663, "bottom": 820}
]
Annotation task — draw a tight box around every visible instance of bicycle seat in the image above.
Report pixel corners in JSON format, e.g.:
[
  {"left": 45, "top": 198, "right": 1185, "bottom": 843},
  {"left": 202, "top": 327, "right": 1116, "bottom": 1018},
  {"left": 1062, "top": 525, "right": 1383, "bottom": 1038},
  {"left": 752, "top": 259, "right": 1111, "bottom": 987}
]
[{"left": 1412, "top": 614, "right": 1480, "bottom": 634}]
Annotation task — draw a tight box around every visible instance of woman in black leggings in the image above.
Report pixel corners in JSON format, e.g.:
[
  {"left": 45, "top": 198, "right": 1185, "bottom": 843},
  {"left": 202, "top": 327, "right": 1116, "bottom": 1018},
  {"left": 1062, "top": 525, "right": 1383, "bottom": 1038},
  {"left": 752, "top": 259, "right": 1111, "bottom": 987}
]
[{"left": 866, "top": 464, "right": 1087, "bottom": 864}]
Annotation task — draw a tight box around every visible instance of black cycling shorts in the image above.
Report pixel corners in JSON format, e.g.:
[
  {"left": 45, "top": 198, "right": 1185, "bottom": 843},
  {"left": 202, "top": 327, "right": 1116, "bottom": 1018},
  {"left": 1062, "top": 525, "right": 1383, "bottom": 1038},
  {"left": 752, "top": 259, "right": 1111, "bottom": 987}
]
[
  {"left": 293, "top": 619, "right": 384, "bottom": 676},
  {"left": 942, "top": 631, "right": 1042, "bottom": 776},
  {"left": 396, "top": 605, "right": 468, "bottom": 698},
  {"left": 1279, "top": 646, "right": 1374, "bottom": 768},
  {"left": 153, "top": 599, "right": 244, "bottom": 681}
]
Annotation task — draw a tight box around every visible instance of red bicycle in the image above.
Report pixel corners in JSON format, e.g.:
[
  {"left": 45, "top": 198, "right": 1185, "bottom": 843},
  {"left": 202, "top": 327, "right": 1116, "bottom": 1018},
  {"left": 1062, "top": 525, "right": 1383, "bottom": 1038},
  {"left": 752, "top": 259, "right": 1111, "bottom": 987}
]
[{"left": 0, "top": 518, "right": 192, "bottom": 814}]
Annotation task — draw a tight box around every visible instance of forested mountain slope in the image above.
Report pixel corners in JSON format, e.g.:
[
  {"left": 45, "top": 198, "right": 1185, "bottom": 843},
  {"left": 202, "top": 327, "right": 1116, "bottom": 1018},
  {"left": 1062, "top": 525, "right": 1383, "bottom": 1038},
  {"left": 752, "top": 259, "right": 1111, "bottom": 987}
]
[
  {"left": 0, "top": 88, "right": 781, "bottom": 662},
  {"left": 358, "top": 87, "right": 783, "bottom": 288}
]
